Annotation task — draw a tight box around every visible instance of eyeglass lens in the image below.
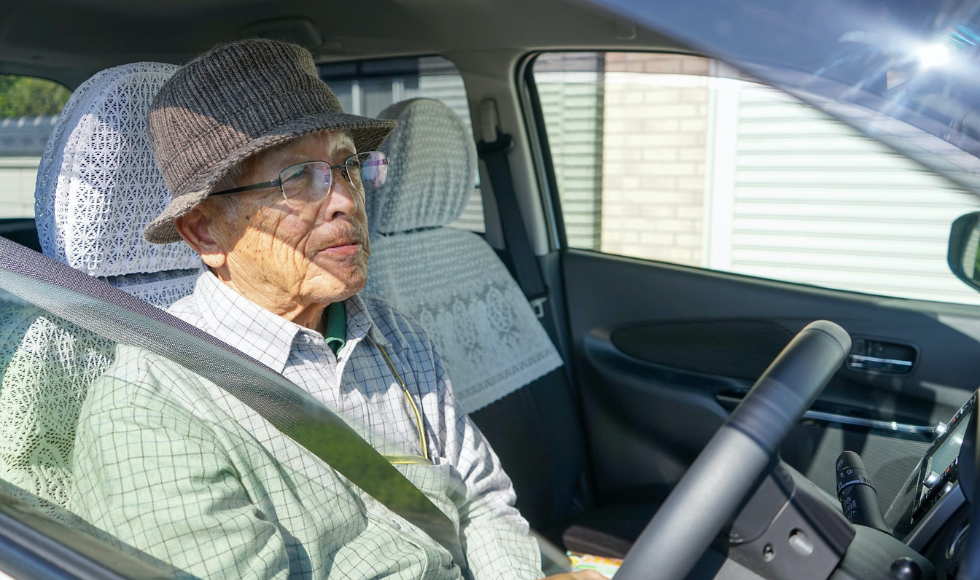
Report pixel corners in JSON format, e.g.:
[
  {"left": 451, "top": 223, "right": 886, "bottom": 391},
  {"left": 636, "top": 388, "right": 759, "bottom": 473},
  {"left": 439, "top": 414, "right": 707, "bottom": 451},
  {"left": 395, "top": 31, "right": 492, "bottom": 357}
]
[{"left": 279, "top": 152, "right": 389, "bottom": 204}]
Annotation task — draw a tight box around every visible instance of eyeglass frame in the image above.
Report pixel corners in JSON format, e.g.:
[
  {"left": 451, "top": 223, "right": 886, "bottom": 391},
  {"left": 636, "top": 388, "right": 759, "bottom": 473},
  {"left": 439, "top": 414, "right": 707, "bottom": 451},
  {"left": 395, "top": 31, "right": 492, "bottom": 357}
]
[{"left": 208, "top": 151, "right": 388, "bottom": 202}]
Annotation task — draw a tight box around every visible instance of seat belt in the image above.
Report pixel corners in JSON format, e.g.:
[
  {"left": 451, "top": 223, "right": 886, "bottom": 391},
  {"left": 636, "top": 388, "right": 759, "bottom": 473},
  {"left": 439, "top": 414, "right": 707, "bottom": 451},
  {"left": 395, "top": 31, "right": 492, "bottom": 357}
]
[
  {"left": 0, "top": 238, "right": 468, "bottom": 569},
  {"left": 476, "top": 99, "right": 550, "bottom": 320}
]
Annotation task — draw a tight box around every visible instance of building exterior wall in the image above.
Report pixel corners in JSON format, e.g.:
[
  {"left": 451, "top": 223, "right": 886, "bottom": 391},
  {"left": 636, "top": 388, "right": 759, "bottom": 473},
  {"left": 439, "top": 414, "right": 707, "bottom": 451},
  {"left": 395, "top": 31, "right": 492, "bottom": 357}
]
[
  {"left": 600, "top": 53, "right": 709, "bottom": 265},
  {"left": 534, "top": 53, "right": 605, "bottom": 250},
  {"left": 0, "top": 157, "right": 39, "bottom": 217},
  {"left": 6, "top": 59, "right": 980, "bottom": 305},
  {"left": 0, "top": 116, "right": 55, "bottom": 219},
  {"left": 534, "top": 52, "right": 980, "bottom": 305},
  {"left": 719, "top": 82, "right": 980, "bottom": 304}
]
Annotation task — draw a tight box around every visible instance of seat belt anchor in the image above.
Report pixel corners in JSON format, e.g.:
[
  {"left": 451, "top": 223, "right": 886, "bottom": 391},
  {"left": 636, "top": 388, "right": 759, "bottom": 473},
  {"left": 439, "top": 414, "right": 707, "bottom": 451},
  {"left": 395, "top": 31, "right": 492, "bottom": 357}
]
[
  {"left": 529, "top": 296, "right": 547, "bottom": 319},
  {"left": 476, "top": 134, "right": 515, "bottom": 157}
]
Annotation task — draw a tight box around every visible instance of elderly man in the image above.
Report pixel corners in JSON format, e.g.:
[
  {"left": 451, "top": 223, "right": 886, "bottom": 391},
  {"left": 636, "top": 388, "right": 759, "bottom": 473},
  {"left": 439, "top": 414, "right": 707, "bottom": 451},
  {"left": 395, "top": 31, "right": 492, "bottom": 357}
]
[{"left": 70, "top": 39, "right": 602, "bottom": 580}]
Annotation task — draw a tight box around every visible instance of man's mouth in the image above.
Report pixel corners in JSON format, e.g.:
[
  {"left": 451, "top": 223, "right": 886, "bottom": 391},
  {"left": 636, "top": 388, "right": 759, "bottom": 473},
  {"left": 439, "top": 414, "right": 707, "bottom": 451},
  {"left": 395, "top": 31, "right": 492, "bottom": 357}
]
[
  {"left": 318, "top": 239, "right": 362, "bottom": 257},
  {"left": 313, "top": 221, "right": 368, "bottom": 260}
]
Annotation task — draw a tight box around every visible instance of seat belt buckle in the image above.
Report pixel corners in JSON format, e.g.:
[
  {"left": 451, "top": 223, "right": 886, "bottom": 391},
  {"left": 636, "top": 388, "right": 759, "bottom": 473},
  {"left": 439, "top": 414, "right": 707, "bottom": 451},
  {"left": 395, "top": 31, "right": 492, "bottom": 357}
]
[{"left": 529, "top": 296, "right": 547, "bottom": 319}]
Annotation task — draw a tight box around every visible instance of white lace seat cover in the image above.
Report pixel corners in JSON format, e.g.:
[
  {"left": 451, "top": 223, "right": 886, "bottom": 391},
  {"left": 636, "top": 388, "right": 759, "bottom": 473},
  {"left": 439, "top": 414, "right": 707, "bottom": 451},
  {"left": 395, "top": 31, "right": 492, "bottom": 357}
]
[
  {"left": 0, "top": 301, "right": 114, "bottom": 524},
  {"left": 366, "top": 99, "right": 562, "bottom": 413},
  {"left": 34, "top": 61, "right": 201, "bottom": 309},
  {"left": 0, "top": 63, "right": 199, "bottom": 520}
]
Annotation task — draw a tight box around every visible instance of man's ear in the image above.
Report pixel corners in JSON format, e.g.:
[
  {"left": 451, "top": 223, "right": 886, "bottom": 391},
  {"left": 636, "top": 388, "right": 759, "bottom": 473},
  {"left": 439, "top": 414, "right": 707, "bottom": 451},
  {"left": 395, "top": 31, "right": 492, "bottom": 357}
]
[{"left": 174, "top": 206, "right": 227, "bottom": 270}]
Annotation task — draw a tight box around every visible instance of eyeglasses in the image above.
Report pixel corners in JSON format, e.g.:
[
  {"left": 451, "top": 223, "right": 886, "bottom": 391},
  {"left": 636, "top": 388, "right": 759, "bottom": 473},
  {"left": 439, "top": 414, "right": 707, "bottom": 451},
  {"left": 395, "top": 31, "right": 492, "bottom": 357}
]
[{"left": 210, "top": 151, "right": 389, "bottom": 205}]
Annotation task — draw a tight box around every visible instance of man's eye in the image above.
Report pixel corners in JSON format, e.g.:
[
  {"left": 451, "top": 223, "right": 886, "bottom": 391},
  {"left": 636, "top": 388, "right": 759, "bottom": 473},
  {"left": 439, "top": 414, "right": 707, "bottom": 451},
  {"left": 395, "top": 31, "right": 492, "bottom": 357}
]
[{"left": 282, "top": 167, "right": 308, "bottom": 183}]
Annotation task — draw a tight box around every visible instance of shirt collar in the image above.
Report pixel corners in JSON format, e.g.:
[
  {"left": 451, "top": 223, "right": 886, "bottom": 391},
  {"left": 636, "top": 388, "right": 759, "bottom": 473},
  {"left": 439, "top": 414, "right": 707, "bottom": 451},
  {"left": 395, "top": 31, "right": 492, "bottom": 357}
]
[
  {"left": 192, "top": 271, "right": 300, "bottom": 373},
  {"left": 344, "top": 292, "right": 392, "bottom": 349},
  {"left": 191, "top": 271, "right": 390, "bottom": 373}
]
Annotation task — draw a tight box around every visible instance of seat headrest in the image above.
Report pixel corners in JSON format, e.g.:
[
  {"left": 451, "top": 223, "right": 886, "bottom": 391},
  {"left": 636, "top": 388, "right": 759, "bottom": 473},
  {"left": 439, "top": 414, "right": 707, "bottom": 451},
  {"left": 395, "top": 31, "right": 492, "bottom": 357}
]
[
  {"left": 34, "top": 62, "right": 201, "bottom": 278},
  {"left": 369, "top": 99, "right": 477, "bottom": 234}
]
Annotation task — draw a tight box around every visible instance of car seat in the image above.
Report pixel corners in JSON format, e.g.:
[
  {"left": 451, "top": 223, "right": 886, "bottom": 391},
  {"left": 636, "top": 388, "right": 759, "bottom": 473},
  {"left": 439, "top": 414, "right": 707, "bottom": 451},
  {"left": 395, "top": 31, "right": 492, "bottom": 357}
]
[
  {"left": 35, "top": 62, "right": 201, "bottom": 308},
  {"left": 366, "top": 98, "right": 659, "bottom": 556},
  {"left": 0, "top": 63, "right": 199, "bottom": 523}
]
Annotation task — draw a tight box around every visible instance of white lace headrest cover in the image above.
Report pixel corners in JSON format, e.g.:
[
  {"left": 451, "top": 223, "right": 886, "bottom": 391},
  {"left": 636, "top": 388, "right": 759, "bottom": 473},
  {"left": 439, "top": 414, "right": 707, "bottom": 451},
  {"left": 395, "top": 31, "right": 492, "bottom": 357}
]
[
  {"left": 370, "top": 99, "right": 477, "bottom": 234},
  {"left": 35, "top": 62, "right": 201, "bottom": 277}
]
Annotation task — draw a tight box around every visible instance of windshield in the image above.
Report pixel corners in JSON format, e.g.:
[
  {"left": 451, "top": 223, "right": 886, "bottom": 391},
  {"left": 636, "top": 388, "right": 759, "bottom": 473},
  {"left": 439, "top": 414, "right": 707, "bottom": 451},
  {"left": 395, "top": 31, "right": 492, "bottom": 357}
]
[{"left": 583, "top": 0, "right": 980, "bottom": 197}]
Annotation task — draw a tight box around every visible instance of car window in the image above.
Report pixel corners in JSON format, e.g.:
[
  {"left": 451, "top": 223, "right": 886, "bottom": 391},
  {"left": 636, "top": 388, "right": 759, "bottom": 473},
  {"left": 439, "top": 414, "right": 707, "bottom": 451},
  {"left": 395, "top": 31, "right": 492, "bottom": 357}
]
[
  {"left": 0, "top": 273, "right": 329, "bottom": 577},
  {"left": 320, "top": 56, "right": 485, "bottom": 233},
  {"left": 531, "top": 52, "right": 980, "bottom": 306},
  {"left": 0, "top": 286, "right": 179, "bottom": 578},
  {"left": 0, "top": 75, "right": 70, "bottom": 219},
  {"left": 0, "top": 248, "right": 500, "bottom": 578}
]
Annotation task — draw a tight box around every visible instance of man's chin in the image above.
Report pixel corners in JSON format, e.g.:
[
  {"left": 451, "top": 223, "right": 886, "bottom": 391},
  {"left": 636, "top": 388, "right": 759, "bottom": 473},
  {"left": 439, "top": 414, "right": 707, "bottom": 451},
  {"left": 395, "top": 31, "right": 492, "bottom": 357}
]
[{"left": 306, "top": 270, "right": 367, "bottom": 305}]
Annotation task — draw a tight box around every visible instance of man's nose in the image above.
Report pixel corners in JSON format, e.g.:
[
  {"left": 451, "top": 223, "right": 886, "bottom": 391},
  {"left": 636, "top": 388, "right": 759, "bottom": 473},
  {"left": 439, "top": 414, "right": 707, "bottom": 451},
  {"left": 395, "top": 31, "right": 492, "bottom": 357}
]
[{"left": 320, "top": 170, "right": 359, "bottom": 220}]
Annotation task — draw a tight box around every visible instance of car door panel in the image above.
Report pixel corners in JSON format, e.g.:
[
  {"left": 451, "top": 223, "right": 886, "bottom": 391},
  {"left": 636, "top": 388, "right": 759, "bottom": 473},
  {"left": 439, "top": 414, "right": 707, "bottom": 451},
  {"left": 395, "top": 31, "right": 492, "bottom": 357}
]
[{"left": 564, "top": 249, "right": 979, "bottom": 510}]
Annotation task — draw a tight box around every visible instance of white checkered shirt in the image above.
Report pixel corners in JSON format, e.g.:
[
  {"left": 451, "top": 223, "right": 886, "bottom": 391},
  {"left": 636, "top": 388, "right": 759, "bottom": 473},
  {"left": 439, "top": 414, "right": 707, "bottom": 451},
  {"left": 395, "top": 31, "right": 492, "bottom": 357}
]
[{"left": 71, "top": 270, "right": 542, "bottom": 580}]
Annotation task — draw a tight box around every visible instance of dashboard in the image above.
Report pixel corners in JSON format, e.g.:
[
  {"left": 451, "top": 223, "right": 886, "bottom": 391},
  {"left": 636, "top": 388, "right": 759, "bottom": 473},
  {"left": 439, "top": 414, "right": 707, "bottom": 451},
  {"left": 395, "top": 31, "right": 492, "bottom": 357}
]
[
  {"left": 887, "top": 391, "right": 976, "bottom": 539},
  {"left": 874, "top": 391, "right": 978, "bottom": 578},
  {"left": 701, "top": 387, "right": 980, "bottom": 579}
]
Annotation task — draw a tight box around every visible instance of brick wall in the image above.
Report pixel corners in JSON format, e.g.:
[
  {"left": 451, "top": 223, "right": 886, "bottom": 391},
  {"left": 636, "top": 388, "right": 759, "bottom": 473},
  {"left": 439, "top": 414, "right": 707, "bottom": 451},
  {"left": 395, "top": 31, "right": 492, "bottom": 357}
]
[{"left": 599, "top": 54, "right": 710, "bottom": 266}]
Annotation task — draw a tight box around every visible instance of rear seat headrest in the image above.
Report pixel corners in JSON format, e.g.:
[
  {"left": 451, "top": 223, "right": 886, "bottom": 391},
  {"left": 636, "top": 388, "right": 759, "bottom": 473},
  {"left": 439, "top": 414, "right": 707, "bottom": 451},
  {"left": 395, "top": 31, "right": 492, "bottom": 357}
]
[
  {"left": 369, "top": 98, "right": 477, "bottom": 234},
  {"left": 34, "top": 62, "right": 201, "bottom": 278}
]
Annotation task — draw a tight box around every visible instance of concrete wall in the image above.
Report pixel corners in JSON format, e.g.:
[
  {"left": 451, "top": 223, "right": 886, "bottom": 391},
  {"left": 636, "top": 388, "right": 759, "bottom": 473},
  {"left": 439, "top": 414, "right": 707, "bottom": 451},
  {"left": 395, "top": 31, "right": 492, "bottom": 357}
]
[
  {"left": 0, "top": 116, "right": 56, "bottom": 219},
  {"left": 0, "top": 157, "right": 39, "bottom": 218}
]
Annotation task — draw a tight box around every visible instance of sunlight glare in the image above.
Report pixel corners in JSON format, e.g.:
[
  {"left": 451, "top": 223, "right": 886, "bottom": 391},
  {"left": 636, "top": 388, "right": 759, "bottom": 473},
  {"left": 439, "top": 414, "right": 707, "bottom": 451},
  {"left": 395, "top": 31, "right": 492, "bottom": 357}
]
[{"left": 918, "top": 43, "right": 950, "bottom": 68}]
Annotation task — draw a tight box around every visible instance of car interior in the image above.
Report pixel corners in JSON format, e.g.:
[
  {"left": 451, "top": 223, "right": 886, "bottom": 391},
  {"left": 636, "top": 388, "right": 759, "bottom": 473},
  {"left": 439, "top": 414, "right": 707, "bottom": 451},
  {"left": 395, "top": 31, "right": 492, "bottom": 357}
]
[{"left": 0, "top": 0, "right": 980, "bottom": 579}]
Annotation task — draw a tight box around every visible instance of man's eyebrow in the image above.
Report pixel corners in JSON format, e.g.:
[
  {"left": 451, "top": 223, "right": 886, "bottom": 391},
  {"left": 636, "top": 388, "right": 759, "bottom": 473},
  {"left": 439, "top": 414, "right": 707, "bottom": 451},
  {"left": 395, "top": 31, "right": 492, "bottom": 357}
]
[
  {"left": 270, "top": 135, "right": 358, "bottom": 169},
  {"left": 263, "top": 145, "right": 298, "bottom": 170},
  {"left": 335, "top": 138, "right": 357, "bottom": 157}
]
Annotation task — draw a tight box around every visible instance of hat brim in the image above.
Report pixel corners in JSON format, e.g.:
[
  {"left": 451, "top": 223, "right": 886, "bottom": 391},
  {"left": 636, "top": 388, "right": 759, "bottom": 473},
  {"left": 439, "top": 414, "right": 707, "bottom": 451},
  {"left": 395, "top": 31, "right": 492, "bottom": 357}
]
[{"left": 144, "top": 112, "right": 396, "bottom": 244}]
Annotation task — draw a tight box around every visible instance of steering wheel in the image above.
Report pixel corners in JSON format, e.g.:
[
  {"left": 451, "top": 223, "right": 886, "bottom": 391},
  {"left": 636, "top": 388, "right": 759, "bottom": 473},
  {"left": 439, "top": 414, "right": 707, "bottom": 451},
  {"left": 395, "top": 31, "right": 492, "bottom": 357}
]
[{"left": 615, "top": 320, "right": 851, "bottom": 580}]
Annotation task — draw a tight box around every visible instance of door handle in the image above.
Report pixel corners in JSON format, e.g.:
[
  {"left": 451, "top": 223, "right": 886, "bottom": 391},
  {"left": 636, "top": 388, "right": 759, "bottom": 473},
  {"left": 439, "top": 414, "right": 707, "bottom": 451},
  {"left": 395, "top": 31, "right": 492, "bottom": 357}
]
[
  {"left": 846, "top": 338, "right": 917, "bottom": 375},
  {"left": 846, "top": 353, "right": 914, "bottom": 373}
]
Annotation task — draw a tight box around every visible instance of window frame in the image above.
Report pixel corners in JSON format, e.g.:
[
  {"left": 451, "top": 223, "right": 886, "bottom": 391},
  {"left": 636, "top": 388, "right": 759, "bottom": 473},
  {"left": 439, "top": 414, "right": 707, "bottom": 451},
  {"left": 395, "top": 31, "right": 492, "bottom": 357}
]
[
  {"left": 0, "top": 497, "right": 154, "bottom": 580},
  {"left": 520, "top": 50, "right": 705, "bottom": 255},
  {"left": 519, "top": 49, "right": 980, "bottom": 306}
]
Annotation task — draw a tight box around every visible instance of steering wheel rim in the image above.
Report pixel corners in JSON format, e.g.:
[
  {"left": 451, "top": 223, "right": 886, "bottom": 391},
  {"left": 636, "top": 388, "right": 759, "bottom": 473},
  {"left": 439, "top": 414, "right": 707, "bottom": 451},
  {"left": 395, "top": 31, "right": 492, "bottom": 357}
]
[{"left": 615, "top": 320, "right": 851, "bottom": 580}]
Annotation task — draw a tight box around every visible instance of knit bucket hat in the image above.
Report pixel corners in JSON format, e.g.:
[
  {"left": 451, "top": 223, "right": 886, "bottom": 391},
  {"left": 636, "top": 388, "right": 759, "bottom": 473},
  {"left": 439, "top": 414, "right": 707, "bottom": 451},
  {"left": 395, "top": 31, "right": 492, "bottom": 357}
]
[{"left": 143, "top": 38, "right": 396, "bottom": 244}]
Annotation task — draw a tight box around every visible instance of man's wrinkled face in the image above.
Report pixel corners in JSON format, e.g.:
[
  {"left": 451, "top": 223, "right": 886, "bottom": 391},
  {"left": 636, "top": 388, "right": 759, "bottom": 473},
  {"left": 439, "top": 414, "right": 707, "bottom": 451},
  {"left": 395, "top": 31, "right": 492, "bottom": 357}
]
[{"left": 199, "top": 130, "right": 370, "bottom": 312}]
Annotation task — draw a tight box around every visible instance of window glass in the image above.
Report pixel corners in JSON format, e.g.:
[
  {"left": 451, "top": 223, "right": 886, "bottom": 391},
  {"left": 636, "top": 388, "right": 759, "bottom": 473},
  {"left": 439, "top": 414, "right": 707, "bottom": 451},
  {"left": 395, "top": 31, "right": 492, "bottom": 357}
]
[
  {"left": 0, "top": 75, "right": 70, "bottom": 219},
  {"left": 0, "top": 259, "right": 510, "bottom": 578},
  {"left": 532, "top": 52, "right": 980, "bottom": 306},
  {"left": 0, "top": 267, "right": 418, "bottom": 577},
  {"left": 0, "top": 285, "right": 173, "bottom": 576},
  {"left": 321, "top": 56, "right": 484, "bottom": 233}
]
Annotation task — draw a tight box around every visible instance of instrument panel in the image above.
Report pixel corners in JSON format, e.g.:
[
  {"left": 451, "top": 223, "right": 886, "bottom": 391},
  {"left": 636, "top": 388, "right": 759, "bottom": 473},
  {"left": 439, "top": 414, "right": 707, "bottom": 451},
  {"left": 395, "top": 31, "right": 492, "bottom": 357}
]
[{"left": 885, "top": 392, "right": 976, "bottom": 538}]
